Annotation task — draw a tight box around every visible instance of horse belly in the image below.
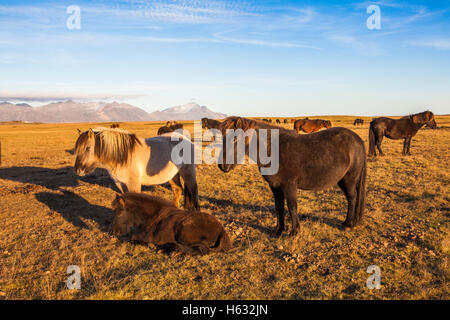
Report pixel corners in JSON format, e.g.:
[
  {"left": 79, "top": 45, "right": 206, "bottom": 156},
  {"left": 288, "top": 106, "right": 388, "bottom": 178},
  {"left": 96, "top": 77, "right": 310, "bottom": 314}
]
[
  {"left": 141, "top": 163, "right": 179, "bottom": 185},
  {"left": 297, "top": 172, "right": 342, "bottom": 191},
  {"left": 295, "top": 156, "right": 349, "bottom": 191}
]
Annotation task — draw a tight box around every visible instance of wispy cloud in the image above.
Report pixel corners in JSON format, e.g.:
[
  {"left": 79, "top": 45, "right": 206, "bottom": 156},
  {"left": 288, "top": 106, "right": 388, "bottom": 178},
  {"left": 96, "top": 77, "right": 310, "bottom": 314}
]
[
  {"left": 0, "top": 90, "right": 143, "bottom": 102},
  {"left": 409, "top": 39, "right": 450, "bottom": 50}
]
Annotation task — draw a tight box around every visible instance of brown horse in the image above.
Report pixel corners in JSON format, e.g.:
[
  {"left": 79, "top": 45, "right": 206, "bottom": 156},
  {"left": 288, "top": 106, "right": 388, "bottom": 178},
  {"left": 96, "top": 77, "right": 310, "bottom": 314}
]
[
  {"left": 112, "top": 193, "right": 231, "bottom": 254},
  {"left": 353, "top": 119, "right": 364, "bottom": 126},
  {"left": 218, "top": 117, "right": 366, "bottom": 236},
  {"left": 157, "top": 121, "right": 184, "bottom": 135},
  {"left": 201, "top": 118, "right": 222, "bottom": 130},
  {"left": 110, "top": 123, "right": 120, "bottom": 129},
  {"left": 293, "top": 118, "right": 332, "bottom": 134},
  {"left": 368, "top": 110, "right": 436, "bottom": 157}
]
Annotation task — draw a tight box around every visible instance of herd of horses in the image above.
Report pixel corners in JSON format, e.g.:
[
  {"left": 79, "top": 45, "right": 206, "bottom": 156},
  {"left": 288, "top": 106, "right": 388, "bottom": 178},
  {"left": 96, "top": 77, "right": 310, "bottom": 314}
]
[{"left": 73, "top": 110, "right": 437, "bottom": 254}]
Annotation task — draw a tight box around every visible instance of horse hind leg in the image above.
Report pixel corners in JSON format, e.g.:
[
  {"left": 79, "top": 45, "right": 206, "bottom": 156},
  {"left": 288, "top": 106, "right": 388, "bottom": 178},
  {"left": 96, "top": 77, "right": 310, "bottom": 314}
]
[
  {"left": 338, "top": 176, "right": 358, "bottom": 230},
  {"left": 376, "top": 134, "right": 384, "bottom": 156},
  {"left": 282, "top": 182, "right": 300, "bottom": 236},
  {"left": 168, "top": 174, "right": 183, "bottom": 208},
  {"left": 180, "top": 166, "right": 200, "bottom": 211}
]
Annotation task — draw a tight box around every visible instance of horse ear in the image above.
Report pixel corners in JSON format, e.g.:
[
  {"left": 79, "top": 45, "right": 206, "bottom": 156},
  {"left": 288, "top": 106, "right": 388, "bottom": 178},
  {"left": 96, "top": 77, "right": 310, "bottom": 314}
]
[
  {"left": 77, "top": 129, "right": 82, "bottom": 135},
  {"left": 88, "top": 129, "right": 94, "bottom": 138},
  {"left": 112, "top": 193, "right": 125, "bottom": 210},
  {"left": 235, "top": 117, "right": 244, "bottom": 128}
]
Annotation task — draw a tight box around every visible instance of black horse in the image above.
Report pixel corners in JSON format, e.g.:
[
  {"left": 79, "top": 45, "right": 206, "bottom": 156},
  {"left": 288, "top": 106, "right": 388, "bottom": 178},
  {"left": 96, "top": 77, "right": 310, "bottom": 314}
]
[
  {"left": 218, "top": 117, "right": 367, "bottom": 236},
  {"left": 368, "top": 110, "right": 436, "bottom": 157},
  {"left": 354, "top": 119, "right": 364, "bottom": 126}
]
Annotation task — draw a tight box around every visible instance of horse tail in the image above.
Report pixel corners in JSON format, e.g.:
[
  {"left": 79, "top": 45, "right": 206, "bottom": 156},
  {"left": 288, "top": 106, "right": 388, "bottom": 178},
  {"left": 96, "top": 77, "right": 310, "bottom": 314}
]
[
  {"left": 368, "top": 122, "right": 376, "bottom": 156},
  {"left": 355, "top": 157, "right": 366, "bottom": 223}
]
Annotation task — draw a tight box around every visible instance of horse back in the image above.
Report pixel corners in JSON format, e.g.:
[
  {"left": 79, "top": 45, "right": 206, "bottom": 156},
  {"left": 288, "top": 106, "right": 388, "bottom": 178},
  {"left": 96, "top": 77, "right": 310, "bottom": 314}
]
[{"left": 273, "top": 127, "right": 366, "bottom": 190}]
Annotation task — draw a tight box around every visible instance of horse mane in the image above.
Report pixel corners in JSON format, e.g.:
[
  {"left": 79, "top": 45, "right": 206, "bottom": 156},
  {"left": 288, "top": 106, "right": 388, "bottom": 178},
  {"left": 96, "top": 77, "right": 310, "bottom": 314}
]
[
  {"left": 402, "top": 110, "right": 434, "bottom": 124},
  {"left": 75, "top": 127, "right": 141, "bottom": 166},
  {"left": 221, "top": 116, "right": 293, "bottom": 133}
]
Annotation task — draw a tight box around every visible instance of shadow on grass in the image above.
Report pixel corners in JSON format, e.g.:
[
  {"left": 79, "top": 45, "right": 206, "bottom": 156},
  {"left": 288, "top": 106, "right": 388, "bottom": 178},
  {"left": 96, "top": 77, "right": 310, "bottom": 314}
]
[
  {"left": 35, "top": 190, "right": 113, "bottom": 231},
  {"left": 0, "top": 165, "right": 170, "bottom": 193}
]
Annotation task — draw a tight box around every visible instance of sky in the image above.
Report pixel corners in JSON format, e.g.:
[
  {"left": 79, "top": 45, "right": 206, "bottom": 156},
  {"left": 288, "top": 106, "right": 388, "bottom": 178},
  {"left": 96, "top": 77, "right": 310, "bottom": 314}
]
[{"left": 0, "top": 0, "right": 449, "bottom": 116}]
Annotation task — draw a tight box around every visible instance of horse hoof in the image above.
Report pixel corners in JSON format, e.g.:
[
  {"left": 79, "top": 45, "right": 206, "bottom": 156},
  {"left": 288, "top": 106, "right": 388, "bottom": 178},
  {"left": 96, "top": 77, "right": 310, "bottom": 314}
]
[
  {"left": 342, "top": 222, "right": 354, "bottom": 231},
  {"left": 274, "top": 229, "right": 283, "bottom": 237}
]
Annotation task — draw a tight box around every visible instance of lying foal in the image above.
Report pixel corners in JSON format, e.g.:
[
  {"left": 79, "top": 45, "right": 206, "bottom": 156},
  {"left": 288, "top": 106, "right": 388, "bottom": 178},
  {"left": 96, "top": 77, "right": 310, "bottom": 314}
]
[{"left": 112, "top": 193, "right": 232, "bottom": 255}]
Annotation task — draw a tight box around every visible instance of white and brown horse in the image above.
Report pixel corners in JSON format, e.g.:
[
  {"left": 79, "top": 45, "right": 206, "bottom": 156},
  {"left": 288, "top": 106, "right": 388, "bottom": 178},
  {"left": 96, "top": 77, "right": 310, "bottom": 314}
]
[{"left": 74, "top": 127, "right": 199, "bottom": 210}]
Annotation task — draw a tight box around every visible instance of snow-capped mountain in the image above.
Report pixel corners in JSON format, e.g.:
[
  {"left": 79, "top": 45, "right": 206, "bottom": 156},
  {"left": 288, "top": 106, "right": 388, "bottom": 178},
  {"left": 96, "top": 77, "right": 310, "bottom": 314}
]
[{"left": 0, "top": 101, "right": 227, "bottom": 123}]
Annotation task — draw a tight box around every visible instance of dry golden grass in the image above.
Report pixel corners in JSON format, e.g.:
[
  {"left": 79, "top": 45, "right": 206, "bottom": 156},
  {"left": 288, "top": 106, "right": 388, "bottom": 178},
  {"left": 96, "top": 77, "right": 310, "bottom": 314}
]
[{"left": 0, "top": 116, "right": 448, "bottom": 300}]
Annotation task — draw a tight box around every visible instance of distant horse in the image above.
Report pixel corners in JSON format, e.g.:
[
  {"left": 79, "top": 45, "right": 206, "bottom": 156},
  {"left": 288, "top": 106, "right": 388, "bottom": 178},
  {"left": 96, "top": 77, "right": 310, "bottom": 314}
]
[
  {"left": 201, "top": 118, "right": 222, "bottom": 130},
  {"left": 293, "top": 118, "right": 332, "bottom": 134},
  {"left": 354, "top": 119, "right": 364, "bottom": 126},
  {"left": 157, "top": 121, "right": 184, "bottom": 135},
  {"left": 368, "top": 110, "right": 436, "bottom": 157},
  {"left": 283, "top": 119, "right": 288, "bottom": 124},
  {"left": 112, "top": 193, "right": 231, "bottom": 254},
  {"left": 276, "top": 119, "right": 281, "bottom": 124},
  {"left": 74, "top": 127, "right": 199, "bottom": 210},
  {"left": 110, "top": 123, "right": 120, "bottom": 129},
  {"left": 218, "top": 117, "right": 366, "bottom": 236}
]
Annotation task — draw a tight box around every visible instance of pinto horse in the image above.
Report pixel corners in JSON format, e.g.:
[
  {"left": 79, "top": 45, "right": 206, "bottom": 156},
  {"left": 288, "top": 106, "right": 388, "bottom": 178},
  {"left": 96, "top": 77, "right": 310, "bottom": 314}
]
[
  {"left": 112, "top": 193, "right": 231, "bottom": 254},
  {"left": 74, "top": 127, "right": 199, "bottom": 210},
  {"left": 293, "top": 118, "right": 332, "bottom": 134},
  {"left": 368, "top": 110, "right": 436, "bottom": 157},
  {"left": 218, "top": 117, "right": 367, "bottom": 236}
]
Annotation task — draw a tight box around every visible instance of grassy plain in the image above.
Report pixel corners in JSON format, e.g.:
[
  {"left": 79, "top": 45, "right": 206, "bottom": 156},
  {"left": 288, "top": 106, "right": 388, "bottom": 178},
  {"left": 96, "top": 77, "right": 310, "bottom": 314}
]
[{"left": 0, "top": 115, "right": 448, "bottom": 299}]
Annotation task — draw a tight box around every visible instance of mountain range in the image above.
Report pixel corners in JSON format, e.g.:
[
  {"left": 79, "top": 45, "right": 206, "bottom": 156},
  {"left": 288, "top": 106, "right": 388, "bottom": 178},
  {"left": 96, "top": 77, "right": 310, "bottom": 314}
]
[{"left": 0, "top": 101, "right": 227, "bottom": 123}]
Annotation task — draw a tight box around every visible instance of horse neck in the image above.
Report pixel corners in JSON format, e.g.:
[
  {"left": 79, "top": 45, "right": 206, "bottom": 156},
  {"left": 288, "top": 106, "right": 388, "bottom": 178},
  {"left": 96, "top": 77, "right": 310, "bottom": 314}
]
[{"left": 247, "top": 127, "right": 273, "bottom": 167}]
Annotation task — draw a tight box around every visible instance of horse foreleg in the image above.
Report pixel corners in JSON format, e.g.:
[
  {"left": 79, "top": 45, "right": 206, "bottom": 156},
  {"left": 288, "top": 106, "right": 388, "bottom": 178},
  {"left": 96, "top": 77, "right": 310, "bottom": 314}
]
[
  {"left": 283, "top": 183, "right": 299, "bottom": 236},
  {"left": 270, "top": 186, "right": 285, "bottom": 236},
  {"left": 126, "top": 178, "right": 142, "bottom": 193},
  {"left": 402, "top": 138, "right": 408, "bottom": 155},
  {"left": 114, "top": 181, "right": 125, "bottom": 193},
  {"left": 406, "top": 137, "right": 412, "bottom": 155},
  {"left": 169, "top": 174, "right": 182, "bottom": 208}
]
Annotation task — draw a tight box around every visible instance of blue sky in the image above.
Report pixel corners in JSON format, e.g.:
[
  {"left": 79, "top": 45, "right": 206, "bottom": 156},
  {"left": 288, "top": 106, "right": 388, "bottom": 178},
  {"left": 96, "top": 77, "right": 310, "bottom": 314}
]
[{"left": 0, "top": 0, "right": 449, "bottom": 116}]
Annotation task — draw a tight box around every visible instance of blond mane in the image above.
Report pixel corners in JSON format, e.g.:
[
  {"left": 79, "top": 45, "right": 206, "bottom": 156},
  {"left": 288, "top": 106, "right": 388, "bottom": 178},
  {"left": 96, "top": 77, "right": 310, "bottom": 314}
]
[{"left": 75, "top": 127, "right": 141, "bottom": 166}]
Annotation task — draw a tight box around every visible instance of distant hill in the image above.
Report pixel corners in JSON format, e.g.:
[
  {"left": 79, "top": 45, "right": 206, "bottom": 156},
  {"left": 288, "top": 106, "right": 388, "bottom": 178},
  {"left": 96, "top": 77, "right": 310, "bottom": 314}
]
[{"left": 0, "top": 101, "right": 227, "bottom": 123}]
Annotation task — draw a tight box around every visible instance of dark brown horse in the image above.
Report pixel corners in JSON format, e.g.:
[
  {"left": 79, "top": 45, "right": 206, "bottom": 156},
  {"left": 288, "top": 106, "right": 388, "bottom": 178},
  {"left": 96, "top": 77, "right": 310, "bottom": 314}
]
[
  {"left": 354, "top": 119, "right": 364, "bottom": 126},
  {"left": 368, "top": 110, "right": 436, "bottom": 157},
  {"left": 110, "top": 123, "right": 120, "bottom": 129},
  {"left": 218, "top": 117, "right": 366, "bottom": 236},
  {"left": 201, "top": 117, "right": 222, "bottom": 130},
  {"left": 293, "top": 118, "right": 332, "bottom": 134},
  {"left": 112, "top": 193, "right": 231, "bottom": 254},
  {"left": 157, "top": 121, "right": 184, "bottom": 135}
]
